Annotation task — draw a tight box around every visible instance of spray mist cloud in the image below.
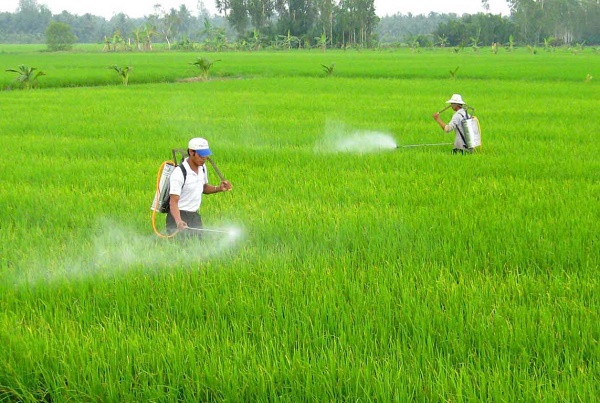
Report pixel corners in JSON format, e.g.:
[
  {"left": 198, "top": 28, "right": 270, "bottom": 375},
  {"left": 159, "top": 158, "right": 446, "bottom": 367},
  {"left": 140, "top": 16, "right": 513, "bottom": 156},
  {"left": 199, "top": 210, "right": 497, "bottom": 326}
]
[
  {"left": 315, "top": 121, "right": 397, "bottom": 154},
  {"left": 11, "top": 220, "right": 245, "bottom": 288}
]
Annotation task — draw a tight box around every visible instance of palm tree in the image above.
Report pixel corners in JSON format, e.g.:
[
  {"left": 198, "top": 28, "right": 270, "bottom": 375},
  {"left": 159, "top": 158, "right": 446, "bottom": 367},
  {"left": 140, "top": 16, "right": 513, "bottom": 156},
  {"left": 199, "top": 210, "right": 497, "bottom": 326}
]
[{"left": 6, "top": 65, "right": 45, "bottom": 89}]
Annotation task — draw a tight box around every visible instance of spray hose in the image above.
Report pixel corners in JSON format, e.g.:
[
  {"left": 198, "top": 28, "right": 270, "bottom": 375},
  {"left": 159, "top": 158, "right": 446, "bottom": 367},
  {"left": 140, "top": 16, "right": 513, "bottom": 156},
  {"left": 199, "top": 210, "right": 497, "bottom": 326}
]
[{"left": 151, "top": 160, "right": 178, "bottom": 239}]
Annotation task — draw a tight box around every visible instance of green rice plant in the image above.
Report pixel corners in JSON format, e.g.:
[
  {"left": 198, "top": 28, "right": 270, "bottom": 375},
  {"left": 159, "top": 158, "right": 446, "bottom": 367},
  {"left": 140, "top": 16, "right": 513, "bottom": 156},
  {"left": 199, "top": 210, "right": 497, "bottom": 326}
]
[
  {"left": 0, "top": 46, "right": 597, "bottom": 88},
  {"left": 5, "top": 64, "right": 45, "bottom": 89},
  {"left": 0, "top": 48, "right": 599, "bottom": 401},
  {"left": 110, "top": 64, "right": 132, "bottom": 86}
]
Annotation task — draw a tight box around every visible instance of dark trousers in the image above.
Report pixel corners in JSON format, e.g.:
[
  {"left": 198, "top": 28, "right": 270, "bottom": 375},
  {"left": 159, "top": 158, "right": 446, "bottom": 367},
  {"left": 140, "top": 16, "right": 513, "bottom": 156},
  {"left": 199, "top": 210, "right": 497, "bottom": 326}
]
[{"left": 166, "top": 210, "right": 203, "bottom": 237}]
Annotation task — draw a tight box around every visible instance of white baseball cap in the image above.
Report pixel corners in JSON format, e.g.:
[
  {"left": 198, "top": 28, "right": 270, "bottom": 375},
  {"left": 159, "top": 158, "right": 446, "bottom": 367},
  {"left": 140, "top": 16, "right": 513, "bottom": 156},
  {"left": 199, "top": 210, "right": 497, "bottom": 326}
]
[
  {"left": 446, "top": 94, "right": 466, "bottom": 105},
  {"left": 188, "top": 137, "right": 212, "bottom": 157}
]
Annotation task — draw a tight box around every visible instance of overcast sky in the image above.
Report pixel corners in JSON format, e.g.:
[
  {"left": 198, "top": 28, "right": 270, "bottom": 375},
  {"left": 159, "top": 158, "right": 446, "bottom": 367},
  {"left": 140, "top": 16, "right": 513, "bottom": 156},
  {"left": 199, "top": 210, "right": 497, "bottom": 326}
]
[{"left": 0, "top": 0, "right": 510, "bottom": 19}]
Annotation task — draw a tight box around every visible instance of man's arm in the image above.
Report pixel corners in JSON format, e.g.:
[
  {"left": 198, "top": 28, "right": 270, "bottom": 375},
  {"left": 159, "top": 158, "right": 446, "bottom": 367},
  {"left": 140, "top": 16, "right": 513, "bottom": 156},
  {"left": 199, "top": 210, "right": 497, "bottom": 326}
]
[
  {"left": 169, "top": 195, "right": 187, "bottom": 229},
  {"left": 432, "top": 112, "right": 447, "bottom": 131},
  {"left": 203, "top": 180, "right": 232, "bottom": 194}
]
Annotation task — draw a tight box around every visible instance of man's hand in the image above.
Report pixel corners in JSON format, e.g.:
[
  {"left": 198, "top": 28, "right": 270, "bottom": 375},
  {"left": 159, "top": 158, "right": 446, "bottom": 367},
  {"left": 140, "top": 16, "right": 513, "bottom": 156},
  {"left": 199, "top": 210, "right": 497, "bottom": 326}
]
[{"left": 220, "top": 180, "right": 233, "bottom": 191}]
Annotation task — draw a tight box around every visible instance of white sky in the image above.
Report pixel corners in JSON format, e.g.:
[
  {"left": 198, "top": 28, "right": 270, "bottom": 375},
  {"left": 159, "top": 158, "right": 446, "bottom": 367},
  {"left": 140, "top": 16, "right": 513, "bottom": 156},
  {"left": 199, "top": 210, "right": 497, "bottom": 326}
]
[{"left": 0, "top": 0, "right": 510, "bottom": 19}]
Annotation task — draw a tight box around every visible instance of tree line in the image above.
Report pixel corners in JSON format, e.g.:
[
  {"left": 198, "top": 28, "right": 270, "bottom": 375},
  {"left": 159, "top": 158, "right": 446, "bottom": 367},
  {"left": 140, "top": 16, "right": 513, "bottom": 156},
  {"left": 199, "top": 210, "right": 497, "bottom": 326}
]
[{"left": 0, "top": 0, "right": 598, "bottom": 48}]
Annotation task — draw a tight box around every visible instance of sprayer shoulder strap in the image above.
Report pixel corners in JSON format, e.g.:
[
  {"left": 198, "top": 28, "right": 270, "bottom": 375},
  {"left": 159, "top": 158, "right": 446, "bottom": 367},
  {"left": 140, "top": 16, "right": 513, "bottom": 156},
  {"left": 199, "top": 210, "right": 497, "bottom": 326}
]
[
  {"left": 455, "top": 110, "right": 469, "bottom": 147},
  {"left": 178, "top": 163, "right": 187, "bottom": 185}
]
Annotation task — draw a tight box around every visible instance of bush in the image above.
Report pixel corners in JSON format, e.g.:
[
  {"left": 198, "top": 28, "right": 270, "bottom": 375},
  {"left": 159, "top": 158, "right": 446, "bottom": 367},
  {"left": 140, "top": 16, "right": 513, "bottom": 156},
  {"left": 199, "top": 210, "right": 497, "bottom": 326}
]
[{"left": 46, "top": 21, "right": 77, "bottom": 51}]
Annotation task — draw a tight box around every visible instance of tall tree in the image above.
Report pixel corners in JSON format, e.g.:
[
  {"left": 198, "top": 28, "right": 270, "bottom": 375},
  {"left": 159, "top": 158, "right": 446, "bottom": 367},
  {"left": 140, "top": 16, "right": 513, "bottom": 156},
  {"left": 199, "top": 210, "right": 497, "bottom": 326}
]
[
  {"left": 247, "top": 0, "right": 274, "bottom": 33},
  {"left": 177, "top": 4, "right": 194, "bottom": 39},
  {"left": 216, "top": 0, "right": 232, "bottom": 16},
  {"left": 336, "top": 0, "right": 378, "bottom": 46},
  {"left": 14, "top": 0, "right": 52, "bottom": 35},
  {"left": 315, "top": 0, "right": 334, "bottom": 46},
  {"left": 274, "top": 0, "right": 318, "bottom": 38},
  {"left": 109, "top": 13, "right": 134, "bottom": 43},
  {"left": 500, "top": 0, "right": 598, "bottom": 45},
  {"left": 227, "top": 0, "right": 250, "bottom": 37}
]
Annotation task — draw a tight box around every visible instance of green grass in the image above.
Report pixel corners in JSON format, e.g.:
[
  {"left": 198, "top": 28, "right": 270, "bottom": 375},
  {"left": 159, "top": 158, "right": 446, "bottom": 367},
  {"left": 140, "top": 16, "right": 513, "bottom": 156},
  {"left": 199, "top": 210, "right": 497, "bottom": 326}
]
[{"left": 0, "top": 47, "right": 598, "bottom": 400}]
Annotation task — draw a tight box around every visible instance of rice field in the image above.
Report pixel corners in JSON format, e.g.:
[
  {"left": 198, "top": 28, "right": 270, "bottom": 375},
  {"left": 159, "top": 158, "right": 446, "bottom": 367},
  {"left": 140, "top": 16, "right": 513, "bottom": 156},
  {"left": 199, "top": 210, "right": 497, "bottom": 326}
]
[{"left": 0, "top": 45, "right": 598, "bottom": 401}]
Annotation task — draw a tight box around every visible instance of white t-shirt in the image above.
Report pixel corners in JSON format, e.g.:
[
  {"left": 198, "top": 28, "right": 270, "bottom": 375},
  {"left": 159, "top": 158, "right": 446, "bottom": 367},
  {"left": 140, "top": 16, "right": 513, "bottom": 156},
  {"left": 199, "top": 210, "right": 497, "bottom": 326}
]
[{"left": 169, "top": 159, "right": 208, "bottom": 212}]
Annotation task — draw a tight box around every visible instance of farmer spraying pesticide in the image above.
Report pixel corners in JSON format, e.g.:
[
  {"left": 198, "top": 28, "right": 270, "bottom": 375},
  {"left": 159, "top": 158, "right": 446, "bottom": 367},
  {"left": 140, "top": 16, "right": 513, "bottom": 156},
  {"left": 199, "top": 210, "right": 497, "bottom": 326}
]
[
  {"left": 432, "top": 94, "right": 482, "bottom": 154},
  {"left": 168, "top": 137, "right": 232, "bottom": 236},
  {"left": 151, "top": 137, "right": 232, "bottom": 238}
]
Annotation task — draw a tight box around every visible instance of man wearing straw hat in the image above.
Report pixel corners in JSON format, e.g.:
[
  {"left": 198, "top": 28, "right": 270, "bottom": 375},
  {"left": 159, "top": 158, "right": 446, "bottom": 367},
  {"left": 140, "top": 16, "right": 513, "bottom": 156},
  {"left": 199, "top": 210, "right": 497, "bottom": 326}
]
[{"left": 432, "top": 94, "right": 470, "bottom": 154}]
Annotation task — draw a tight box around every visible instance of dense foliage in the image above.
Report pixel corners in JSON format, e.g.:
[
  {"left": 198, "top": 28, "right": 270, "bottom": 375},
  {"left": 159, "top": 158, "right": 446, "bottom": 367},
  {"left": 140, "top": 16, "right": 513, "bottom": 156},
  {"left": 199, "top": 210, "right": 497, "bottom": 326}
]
[
  {"left": 0, "top": 0, "right": 599, "bottom": 48},
  {"left": 45, "top": 20, "right": 76, "bottom": 50}
]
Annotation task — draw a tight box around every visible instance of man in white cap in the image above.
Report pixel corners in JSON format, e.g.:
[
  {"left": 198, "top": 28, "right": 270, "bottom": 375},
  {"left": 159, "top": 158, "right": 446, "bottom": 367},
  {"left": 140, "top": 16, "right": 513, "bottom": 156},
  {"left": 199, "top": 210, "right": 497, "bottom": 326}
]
[
  {"left": 166, "top": 137, "right": 232, "bottom": 236},
  {"left": 432, "top": 94, "right": 470, "bottom": 153}
]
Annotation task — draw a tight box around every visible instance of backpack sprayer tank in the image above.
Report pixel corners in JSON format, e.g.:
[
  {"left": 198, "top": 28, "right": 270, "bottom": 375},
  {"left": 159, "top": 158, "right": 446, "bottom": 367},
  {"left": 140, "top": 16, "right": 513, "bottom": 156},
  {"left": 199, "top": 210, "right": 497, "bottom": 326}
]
[
  {"left": 457, "top": 106, "right": 482, "bottom": 151},
  {"left": 150, "top": 149, "right": 189, "bottom": 239},
  {"left": 151, "top": 162, "right": 176, "bottom": 213},
  {"left": 462, "top": 114, "right": 482, "bottom": 149},
  {"left": 151, "top": 149, "right": 188, "bottom": 213}
]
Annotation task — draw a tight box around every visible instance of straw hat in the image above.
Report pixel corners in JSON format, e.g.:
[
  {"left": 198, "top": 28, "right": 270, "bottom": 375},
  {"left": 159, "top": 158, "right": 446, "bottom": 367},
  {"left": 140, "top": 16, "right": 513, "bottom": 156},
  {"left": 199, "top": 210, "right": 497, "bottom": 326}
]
[{"left": 446, "top": 94, "right": 466, "bottom": 105}]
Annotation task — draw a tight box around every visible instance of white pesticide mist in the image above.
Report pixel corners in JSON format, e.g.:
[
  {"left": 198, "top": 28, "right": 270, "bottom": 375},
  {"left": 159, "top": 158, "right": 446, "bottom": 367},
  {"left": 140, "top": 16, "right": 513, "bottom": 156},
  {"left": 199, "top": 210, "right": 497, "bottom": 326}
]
[
  {"left": 315, "top": 121, "right": 397, "bottom": 154},
  {"left": 11, "top": 219, "right": 245, "bottom": 287}
]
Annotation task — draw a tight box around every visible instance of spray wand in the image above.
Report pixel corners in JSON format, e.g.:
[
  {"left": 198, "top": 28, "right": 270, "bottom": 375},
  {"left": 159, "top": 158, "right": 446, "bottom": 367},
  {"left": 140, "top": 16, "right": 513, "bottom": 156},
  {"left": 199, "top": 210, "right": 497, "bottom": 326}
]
[
  {"left": 395, "top": 142, "right": 452, "bottom": 149},
  {"left": 186, "top": 227, "right": 234, "bottom": 235},
  {"left": 392, "top": 106, "right": 455, "bottom": 149},
  {"left": 207, "top": 157, "right": 228, "bottom": 185},
  {"left": 437, "top": 105, "right": 451, "bottom": 114}
]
